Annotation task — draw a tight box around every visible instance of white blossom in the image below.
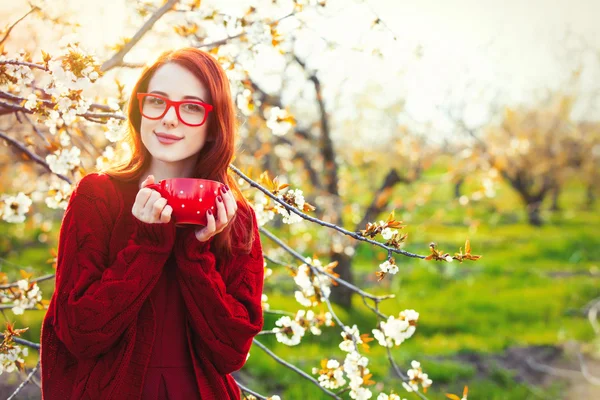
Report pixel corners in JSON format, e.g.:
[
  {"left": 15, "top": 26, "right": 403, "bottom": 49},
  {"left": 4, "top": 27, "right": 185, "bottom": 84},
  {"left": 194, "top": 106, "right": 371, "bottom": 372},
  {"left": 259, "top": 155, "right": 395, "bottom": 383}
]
[
  {"left": 273, "top": 195, "right": 303, "bottom": 224},
  {"left": 46, "top": 147, "right": 81, "bottom": 175},
  {"left": 266, "top": 106, "right": 294, "bottom": 136},
  {"left": 1, "top": 192, "right": 33, "bottom": 223},
  {"left": 273, "top": 316, "right": 305, "bottom": 346},
  {"left": 404, "top": 360, "right": 433, "bottom": 393},
  {"left": 372, "top": 309, "right": 419, "bottom": 348},
  {"left": 378, "top": 259, "right": 398, "bottom": 275},
  {"left": 95, "top": 145, "right": 116, "bottom": 171},
  {"left": 253, "top": 191, "right": 275, "bottom": 226},
  {"left": 261, "top": 293, "right": 270, "bottom": 311},
  {"left": 105, "top": 118, "right": 126, "bottom": 142},
  {"left": 23, "top": 93, "right": 38, "bottom": 110},
  {"left": 381, "top": 227, "right": 397, "bottom": 240},
  {"left": 45, "top": 180, "right": 74, "bottom": 210},
  {"left": 0, "top": 344, "right": 28, "bottom": 376},
  {"left": 377, "top": 394, "right": 405, "bottom": 400},
  {"left": 340, "top": 324, "right": 363, "bottom": 353},
  {"left": 293, "top": 258, "right": 331, "bottom": 307},
  {"left": 313, "top": 358, "right": 347, "bottom": 389}
]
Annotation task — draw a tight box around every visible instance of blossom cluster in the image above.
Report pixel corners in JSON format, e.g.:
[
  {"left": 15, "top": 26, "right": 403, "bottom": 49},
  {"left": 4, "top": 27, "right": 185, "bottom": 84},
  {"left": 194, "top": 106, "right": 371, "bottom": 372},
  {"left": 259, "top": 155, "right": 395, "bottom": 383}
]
[
  {"left": 46, "top": 146, "right": 81, "bottom": 175},
  {"left": 266, "top": 106, "right": 295, "bottom": 136},
  {"left": 293, "top": 257, "right": 333, "bottom": 307},
  {"left": 0, "top": 345, "right": 28, "bottom": 375},
  {"left": 372, "top": 309, "right": 419, "bottom": 348},
  {"left": 0, "top": 192, "right": 33, "bottom": 223},
  {"left": 44, "top": 179, "right": 74, "bottom": 210},
  {"left": 0, "top": 280, "right": 43, "bottom": 315},
  {"left": 0, "top": 50, "right": 34, "bottom": 91},
  {"left": 272, "top": 188, "right": 305, "bottom": 224},
  {"left": 402, "top": 360, "right": 433, "bottom": 393},
  {"left": 253, "top": 191, "right": 275, "bottom": 226},
  {"left": 273, "top": 309, "right": 334, "bottom": 346}
]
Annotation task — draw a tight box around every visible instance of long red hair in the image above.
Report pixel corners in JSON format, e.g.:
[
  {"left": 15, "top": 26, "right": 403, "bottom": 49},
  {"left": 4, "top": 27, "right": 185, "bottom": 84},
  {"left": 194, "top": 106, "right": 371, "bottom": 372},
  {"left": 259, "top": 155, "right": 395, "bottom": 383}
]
[{"left": 99, "top": 47, "right": 254, "bottom": 259}]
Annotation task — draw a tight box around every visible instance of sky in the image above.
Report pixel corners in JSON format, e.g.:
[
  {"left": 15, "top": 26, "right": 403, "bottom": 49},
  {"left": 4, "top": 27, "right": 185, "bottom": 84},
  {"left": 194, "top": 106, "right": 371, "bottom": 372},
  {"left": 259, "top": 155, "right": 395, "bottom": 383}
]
[{"left": 2, "top": 0, "right": 600, "bottom": 143}]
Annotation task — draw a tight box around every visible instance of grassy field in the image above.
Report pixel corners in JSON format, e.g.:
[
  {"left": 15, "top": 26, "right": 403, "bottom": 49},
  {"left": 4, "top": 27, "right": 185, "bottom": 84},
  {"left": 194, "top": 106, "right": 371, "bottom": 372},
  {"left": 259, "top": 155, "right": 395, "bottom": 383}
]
[{"left": 0, "top": 168, "right": 598, "bottom": 399}]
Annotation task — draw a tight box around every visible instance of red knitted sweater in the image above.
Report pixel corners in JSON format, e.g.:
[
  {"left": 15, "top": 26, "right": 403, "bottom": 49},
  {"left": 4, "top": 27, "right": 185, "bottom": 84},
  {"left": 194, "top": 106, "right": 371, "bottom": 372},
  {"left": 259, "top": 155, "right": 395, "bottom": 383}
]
[{"left": 40, "top": 172, "right": 265, "bottom": 400}]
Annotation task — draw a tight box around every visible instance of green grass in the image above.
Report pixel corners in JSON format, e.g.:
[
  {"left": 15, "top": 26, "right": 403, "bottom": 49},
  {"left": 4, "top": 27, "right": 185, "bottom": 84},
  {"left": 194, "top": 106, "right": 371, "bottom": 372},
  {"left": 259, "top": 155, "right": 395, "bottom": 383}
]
[{"left": 0, "top": 169, "right": 598, "bottom": 399}]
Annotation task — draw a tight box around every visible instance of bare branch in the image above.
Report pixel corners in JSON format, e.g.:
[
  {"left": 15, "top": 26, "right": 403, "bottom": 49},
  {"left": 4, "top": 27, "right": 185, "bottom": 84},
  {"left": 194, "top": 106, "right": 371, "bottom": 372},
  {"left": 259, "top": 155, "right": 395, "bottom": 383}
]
[
  {"left": 0, "top": 334, "right": 40, "bottom": 350},
  {"left": 0, "top": 273, "right": 55, "bottom": 290},
  {"left": 0, "top": 7, "right": 39, "bottom": 46},
  {"left": 293, "top": 54, "right": 339, "bottom": 197},
  {"left": 0, "top": 60, "right": 47, "bottom": 71},
  {"left": 259, "top": 226, "right": 395, "bottom": 303},
  {"left": 229, "top": 163, "right": 425, "bottom": 259},
  {"left": 101, "top": 0, "right": 180, "bottom": 72},
  {"left": 234, "top": 379, "right": 269, "bottom": 400},
  {"left": 252, "top": 338, "right": 342, "bottom": 399},
  {"left": 0, "top": 131, "right": 72, "bottom": 184},
  {"left": 6, "top": 359, "right": 40, "bottom": 400}
]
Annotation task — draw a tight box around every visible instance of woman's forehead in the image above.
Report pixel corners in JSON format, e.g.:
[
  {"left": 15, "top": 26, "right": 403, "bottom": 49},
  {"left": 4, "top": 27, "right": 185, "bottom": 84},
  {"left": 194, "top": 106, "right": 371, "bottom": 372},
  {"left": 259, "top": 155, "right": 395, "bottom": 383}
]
[{"left": 148, "top": 62, "right": 208, "bottom": 99}]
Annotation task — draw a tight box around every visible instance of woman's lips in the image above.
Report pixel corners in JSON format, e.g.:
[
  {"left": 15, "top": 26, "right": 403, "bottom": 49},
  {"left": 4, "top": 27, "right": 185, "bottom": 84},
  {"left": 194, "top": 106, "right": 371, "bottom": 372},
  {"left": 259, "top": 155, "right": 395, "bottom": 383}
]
[{"left": 154, "top": 132, "right": 182, "bottom": 145}]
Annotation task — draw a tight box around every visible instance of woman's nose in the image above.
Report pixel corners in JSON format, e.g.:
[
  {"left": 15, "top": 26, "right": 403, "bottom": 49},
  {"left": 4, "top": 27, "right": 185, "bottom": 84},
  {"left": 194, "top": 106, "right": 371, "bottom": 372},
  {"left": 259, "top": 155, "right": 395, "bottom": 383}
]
[{"left": 162, "top": 105, "right": 178, "bottom": 128}]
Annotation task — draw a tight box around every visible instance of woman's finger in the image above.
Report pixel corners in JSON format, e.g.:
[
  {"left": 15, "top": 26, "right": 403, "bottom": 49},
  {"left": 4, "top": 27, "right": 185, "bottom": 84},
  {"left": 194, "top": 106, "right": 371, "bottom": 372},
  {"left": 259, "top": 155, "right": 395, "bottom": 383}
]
[
  {"left": 160, "top": 205, "right": 172, "bottom": 223},
  {"left": 141, "top": 174, "right": 154, "bottom": 188},
  {"left": 215, "top": 195, "right": 227, "bottom": 225},
  {"left": 152, "top": 197, "right": 168, "bottom": 220},
  {"left": 222, "top": 190, "right": 237, "bottom": 219}
]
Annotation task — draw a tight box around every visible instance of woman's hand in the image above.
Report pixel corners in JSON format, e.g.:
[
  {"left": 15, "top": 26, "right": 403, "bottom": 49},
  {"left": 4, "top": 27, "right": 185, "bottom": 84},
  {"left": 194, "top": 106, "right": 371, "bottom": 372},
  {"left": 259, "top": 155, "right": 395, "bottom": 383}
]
[
  {"left": 132, "top": 175, "right": 173, "bottom": 224},
  {"left": 194, "top": 184, "right": 237, "bottom": 242}
]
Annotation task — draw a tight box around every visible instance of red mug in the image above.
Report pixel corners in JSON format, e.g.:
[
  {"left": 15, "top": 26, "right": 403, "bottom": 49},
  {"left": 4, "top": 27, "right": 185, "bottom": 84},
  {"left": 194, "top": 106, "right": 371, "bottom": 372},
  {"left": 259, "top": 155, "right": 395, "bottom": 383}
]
[{"left": 146, "top": 178, "right": 226, "bottom": 227}]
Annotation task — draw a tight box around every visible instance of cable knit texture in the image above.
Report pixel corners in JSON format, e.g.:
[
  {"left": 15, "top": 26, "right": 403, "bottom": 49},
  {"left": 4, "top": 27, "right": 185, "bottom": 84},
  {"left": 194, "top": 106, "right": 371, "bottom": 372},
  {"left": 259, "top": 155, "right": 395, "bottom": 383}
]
[{"left": 40, "top": 172, "right": 265, "bottom": 400}]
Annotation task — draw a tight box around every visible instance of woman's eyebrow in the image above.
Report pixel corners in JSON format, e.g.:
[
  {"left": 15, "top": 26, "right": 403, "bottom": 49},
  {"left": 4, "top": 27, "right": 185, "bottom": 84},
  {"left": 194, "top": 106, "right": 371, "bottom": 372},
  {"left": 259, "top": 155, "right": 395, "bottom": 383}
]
[{"left": 150, "top": 90, "right": 206, "bottom": 103}]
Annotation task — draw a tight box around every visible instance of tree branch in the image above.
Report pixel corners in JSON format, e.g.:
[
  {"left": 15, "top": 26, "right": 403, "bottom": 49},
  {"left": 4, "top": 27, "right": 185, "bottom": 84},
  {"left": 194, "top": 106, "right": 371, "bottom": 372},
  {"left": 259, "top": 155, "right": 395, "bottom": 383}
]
[
  {"left": 100, "top": 0, "right": 180, "bottom": 72},
  {"left": 0, "top": 7, "right": 39, "bottom": 46},
  {"left": 0, "top": 131, "right": 71, "bottom": 184},
  {"left": 229, "top": 163, "right": 425, "bottom": 259}
]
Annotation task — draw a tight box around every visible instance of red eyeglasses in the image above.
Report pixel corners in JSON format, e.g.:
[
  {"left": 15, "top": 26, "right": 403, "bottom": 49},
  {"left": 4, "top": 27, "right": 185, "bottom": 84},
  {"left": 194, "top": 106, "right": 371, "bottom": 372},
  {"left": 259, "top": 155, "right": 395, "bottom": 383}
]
[{"left": 136, "top": 93, "right": 214, "bottom": 127}]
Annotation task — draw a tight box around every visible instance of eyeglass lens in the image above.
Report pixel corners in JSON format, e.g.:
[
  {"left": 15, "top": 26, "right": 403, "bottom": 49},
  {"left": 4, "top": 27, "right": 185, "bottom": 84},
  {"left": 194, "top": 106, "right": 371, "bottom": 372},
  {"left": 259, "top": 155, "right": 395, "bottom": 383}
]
[{"left": 142, "top": 95, "right": 206, "bottom": 125}]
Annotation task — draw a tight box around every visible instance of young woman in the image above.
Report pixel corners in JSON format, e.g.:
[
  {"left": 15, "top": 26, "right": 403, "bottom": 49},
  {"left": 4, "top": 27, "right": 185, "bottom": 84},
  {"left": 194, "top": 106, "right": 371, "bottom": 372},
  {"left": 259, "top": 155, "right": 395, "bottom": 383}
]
[{"left": 40, "top": 47, "right": 265, "bottom": 400}]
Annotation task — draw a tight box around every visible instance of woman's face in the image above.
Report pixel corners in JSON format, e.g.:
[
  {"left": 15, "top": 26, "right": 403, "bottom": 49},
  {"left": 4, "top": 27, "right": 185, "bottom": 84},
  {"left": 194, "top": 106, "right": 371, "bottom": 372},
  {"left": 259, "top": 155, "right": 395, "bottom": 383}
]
[{"left": 139, "top": 62, "right": 210, "bottom": 164}]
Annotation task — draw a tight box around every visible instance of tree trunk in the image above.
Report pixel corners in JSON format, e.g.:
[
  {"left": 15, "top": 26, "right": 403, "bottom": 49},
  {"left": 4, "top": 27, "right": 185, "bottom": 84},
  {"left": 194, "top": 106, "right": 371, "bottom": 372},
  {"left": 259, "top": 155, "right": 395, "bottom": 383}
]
[
  {"left": 586, "top": 184, "right": 596, "bottom": 209},
  {"left": 527, "top": 201, "right": 543, "bottom": 226},
  {"left": 454, "top": 177, "right": 464, "bottom": 199},
  {"left": 550, "top": 184, "right": 561, "bottom": 211},
  {"left": 328, "top": 251, "right": 354, "bottom": 309}
]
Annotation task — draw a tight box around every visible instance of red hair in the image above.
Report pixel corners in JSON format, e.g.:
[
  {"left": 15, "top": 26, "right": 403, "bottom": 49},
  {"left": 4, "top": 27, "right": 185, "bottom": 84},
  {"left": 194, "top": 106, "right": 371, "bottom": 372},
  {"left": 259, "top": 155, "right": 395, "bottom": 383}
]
[{"left": 99, "top": 47, "right": 254, "bottom": 259}]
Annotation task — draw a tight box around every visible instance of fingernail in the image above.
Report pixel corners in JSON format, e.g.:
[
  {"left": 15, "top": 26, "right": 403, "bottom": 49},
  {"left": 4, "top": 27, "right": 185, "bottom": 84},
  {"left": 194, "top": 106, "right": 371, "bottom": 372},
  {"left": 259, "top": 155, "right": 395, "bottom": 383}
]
[
  {"left": 224, "top": 184, "right": 230, "bottom": 191},
  {"left": 217, "top": 195, "right": 223, "bottom": 202},
  {"left": 208, "top": 209, "right": 212, "bottom": 215},
  {"left": 221, "top": 186, "right": 227, "bottom": 193}
]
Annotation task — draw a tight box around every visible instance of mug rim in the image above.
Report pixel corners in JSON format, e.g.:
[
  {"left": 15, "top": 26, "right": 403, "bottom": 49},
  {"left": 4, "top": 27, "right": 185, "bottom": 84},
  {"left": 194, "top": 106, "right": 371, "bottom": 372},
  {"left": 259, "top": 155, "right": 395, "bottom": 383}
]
[{"left": 156, "top": 177, "right": 223, "bottom": 184}]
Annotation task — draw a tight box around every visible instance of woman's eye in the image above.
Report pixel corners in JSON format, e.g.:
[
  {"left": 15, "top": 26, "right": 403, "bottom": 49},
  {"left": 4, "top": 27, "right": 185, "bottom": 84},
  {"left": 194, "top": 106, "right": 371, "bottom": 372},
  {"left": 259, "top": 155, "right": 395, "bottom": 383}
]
[
  {"left": 148, "top": 97, "right": 164, "bottom": 105},
  {"left": 182, "top": 103, "right": 203, "bottom": 113}
]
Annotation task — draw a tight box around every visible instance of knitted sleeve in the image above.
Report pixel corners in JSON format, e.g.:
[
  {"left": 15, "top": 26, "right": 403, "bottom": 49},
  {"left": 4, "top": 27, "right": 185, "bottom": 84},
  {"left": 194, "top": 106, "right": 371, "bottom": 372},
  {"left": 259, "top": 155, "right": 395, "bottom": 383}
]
[
  {"left": 174, "top": 206, "right": 265, "bottom": 375},
  {"left": 51, "top": 173, "right": 176, "bottom": 359}
]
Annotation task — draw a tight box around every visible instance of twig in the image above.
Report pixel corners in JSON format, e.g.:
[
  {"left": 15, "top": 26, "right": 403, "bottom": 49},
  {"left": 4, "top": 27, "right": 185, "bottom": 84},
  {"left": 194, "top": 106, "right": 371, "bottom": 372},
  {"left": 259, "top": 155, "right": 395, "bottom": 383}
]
[
  {"left": 0, "top": 131, "right": 72, "bottom": 184},
  {"left": 235, "top": 379, "right": 269, "bottom": 400},
  {"left": 252, "top": 338, "right": 341, "bottom": 399},
  {"left": 259, "top": 226, "right": 394, "bottom": 303},
  {"left": 576, "top": 350, "right": 600, "bottom": 386},
  {"left": 229, "top": 163, "right": 425, "bottom": 260},
  {"left": 0, "top": 334, "right": 40, "bottom": 350},
  {"left": 0, "top": 7, "right": 39, "bottom": 46},
  {"left": 0, "top": 60, "right": 47, "bottom": 71},
  {"left": 101, "top": 0, "right": 180, "bottom": 72},
  {"left": 6, "top": 359, "right": 40, "bottom": 400},
  {"left": 0, "top": 273, "right": 56, "bottom": 289}
]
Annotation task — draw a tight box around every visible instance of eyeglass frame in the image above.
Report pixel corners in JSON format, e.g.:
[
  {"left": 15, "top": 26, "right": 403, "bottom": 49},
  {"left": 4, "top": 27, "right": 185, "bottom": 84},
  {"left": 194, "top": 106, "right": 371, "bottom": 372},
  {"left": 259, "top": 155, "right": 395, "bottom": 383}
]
[{"left": 136, "top": 92, "right": 214, "bottom": 127}]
